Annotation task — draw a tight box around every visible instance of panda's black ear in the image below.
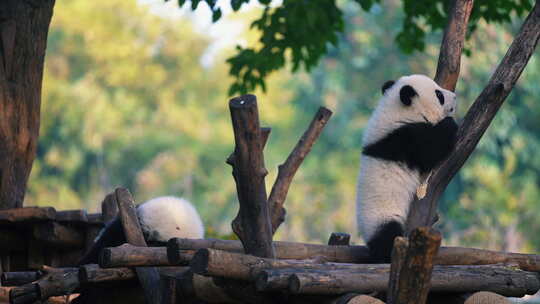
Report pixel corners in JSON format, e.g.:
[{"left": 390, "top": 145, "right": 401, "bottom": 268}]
[
  {"left": 381, "top": 80, "right": 395, "bottom": 95},
  {"left": 399, "top": 85, "right": 417, "bottom": 106}
]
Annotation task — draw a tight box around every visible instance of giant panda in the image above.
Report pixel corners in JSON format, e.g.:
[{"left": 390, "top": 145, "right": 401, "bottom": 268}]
[
  {"left": 79, "top": 196, "right": 204, "bottom": 264},
  {"left": 356, "top": 74, "right": 458, "bottom": 262}
]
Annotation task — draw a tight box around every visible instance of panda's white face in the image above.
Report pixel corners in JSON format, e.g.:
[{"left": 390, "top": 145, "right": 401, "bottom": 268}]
[{"left": 363, "top": 74, "right": 457, "bottom": 146}]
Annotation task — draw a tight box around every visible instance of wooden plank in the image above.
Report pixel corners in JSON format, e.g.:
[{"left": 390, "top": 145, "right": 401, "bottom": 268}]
[
  {"left": 0, "top": 207, "right": 55, "bottom": 223},
  {"left": 100, "top": 244, "right": 173, "bottom": 268},
  {"left": 78, "top": 264, "right": 135, "bottom": 283},
  {"left": 56, "top": 209, "right": 88, "bottom": 224},
  {"left": 101, "top": 193, "right": 119, "bottom": 223},
  {"left": 33, "top": 221, "right": 84, "bottom": 248},
  {"left": 115, "top": 187, "right": 162, "bottom": 303}
]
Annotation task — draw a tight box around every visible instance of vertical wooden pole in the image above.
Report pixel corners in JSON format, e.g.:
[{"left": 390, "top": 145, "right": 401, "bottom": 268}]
[
  {"left": 115, "top": 187, "right": 162, "bottom": 303},
  {"left": 228, "top": 95, "right": 275, "bottom": 258}
]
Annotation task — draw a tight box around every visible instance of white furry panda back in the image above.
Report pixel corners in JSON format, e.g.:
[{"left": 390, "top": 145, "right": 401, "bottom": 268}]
[
  {"left": 137, "top": 196, "right": 204, "bottom": 242},
  {"left": 356, "top": 155, "right": 420, "bottom": 242}
]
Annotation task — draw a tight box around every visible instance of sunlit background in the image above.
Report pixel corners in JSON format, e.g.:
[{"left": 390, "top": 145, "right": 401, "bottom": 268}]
[{"left": 28, "top": 0, "right": 540, "bottom": 262}]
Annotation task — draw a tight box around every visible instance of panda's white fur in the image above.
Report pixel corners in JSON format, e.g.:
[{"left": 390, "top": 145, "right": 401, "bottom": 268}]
[
  {"left": 356, "top": 74, "right": 457, "bottom": 261},
  {"left": 80, "top": 195, "right": 204, "bottom": 264},
  {"left": 138, "top": 196, "right": 204, "bottom": 241}
]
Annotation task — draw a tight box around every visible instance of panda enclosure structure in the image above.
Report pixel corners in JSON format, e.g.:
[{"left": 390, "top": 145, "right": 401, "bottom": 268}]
[{"left": 1, "top": 0, "right": 540, "bottom": 303}]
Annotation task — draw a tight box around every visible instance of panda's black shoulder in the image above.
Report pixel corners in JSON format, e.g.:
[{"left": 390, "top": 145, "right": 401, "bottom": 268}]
[{"left": 363, "top": 118, "right": 457, "bottom": 174}]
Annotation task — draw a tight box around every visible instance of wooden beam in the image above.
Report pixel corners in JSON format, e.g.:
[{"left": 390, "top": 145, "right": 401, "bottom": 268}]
[
  {"left": 115, "top": 187, "right": 162, "bottom": 303},
  {"left": 78, "top": 264, "right": 135, "bottom": 283},
  {"left": 101, "top": 193, "right": 118, "bottom": 223},
  {"left": 228, "top": 94, "right": 274, "bottom": 258},
  {"left": 56, "top": 210, "right": 88, "bottom": 224},
  {"left": 1, "top": 271, "right": 40, "bottom": 286},
  {"left": 33, "top": 222, "right": 84, "bottom": 248},
  {"left": 0, "top": 207, "right": 55, "bottom": 223},
  {"left": 168, "top": 238, "right": 371, "bottom": 263},
  {"left": 287, "top": 265, "right": 539, "bottom": 296},
  {"left": 99, "top": 244, "right": 174, "bottom": 268}
]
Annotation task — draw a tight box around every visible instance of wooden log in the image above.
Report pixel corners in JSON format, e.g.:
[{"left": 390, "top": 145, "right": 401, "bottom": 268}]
[
  {"left": 101, "top": 193, "right": 118, "bottom": 223},
  {"left": 287, "top": 265, "right": 540, "bottom": 297},
  {"left": 9, "top": 267, "right": 79, "bottom": 304},
  {"left": 227, "top": 127, "right": 271, "bottom": 166},
  {"left": 328, "top": 232, "right": 350, "bottom": 246},
  {"left": 1, "top": 271, "right": 40, "bottom": 286},
  {"left": 168, "top": 238, "right": 371, "bottom": 263},
  {"left": 407, "top": 0, "right": 540, "bottom": 233},
  {"left": 0, "top": 207, "right": 55, "bottom": 223},
  {"left": 268, "top": 107, "right": 332, "bottom": 234},
  {"left": 389, "top": 227, "right": 442, "bottom": 304},
  {"left": 99, "top": 244, "right": 177, "bottom": 267},
  {"left": 9, "top": 284, "right": 38, "bottom": 304},
  {"left": 56, "top": 210, "right": 88, "bottom": 224},
  {"left": 0, "top": 229, "right": 24, "bottom": 251},
  {"left": 191, "top": 248, "right": 338, "bottom": 280},
  {"left": 228, "top": 94, "right": 275, "bottom": 258},
  {"left": 0, "top": 287, "right": 13, "bottom": 303},
  {"left": 170, "top": 237, "right": 540, "bottom": 271},
  {"left": 115, "top": 187, "right": 162, "bottom": 303},
  {"left": 387, "top": 237, "right": 408, "bottom": 304},
  {"left": 33, "top": 221, "right": 84, "bottom": 248},
  {"left": 78, "top": 264, "right": 135, "bottom": 283}
]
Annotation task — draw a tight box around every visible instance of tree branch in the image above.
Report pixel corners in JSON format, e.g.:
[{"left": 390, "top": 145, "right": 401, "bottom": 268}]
[
  {"left": 268, "top": 107, "right": 332, "bottom": 234},
  {"left": 435, "top": 0, "right": 474, "bottom": 91},
  {"left": 407, "top": 1, "right": 540, "bottom": 232}
]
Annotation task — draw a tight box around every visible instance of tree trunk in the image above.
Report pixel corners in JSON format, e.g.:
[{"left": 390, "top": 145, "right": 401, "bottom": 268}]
[{"left": 0, "top": 0, "right": 55, "bottom": 209}]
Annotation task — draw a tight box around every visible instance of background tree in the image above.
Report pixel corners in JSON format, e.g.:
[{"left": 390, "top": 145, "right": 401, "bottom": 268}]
[{"left": 0, "top": 0, "right": 55, "bottom": 209}]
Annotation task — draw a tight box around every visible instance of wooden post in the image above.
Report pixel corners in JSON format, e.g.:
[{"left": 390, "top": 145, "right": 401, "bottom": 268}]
[
  {"left": 389, "top": 227, "right": 441, "bottom": 304},
  {"left": 268, "top": 107, "right": 332, "bottom": 233},
  {"left": 115, "top": 187, "right": 162, "bottom": 303},
  {"left": 228, "top": 94, "right": 274, "bottom": 258},
  {"left": 101, "top": 193, "right": 118, "bottom": 223},
  {"left": 387, "top": 237, "right": 408, "bottom": 304},
  {"left": 99, "top": 244, "right": 174, "bottom": 267},
  {"left": 33, "top": 222, "right": 85, "bottom": 248},
  {"left": 328, "top": 232, "right": 351, "bottom": 246}
]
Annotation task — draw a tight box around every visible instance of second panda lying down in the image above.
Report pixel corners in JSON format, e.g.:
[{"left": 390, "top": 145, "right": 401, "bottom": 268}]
[
  {"left": 356, "top": 74, "right": 458, "bottom": 262},
  {"left": 79, "top": 196, "right": 204, "bottom": 264}
]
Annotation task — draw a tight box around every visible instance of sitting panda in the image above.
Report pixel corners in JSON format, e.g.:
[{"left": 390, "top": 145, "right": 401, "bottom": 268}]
[
  {"left": 79, "top": 196, "right": 204, "bottom": 264},
  {"left": 356, "top": 74, "right": 458, "bottom": 262}
]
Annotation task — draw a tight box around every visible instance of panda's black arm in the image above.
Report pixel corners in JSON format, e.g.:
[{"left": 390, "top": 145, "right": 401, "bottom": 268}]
[
  {"left": 408, "top": 117, "right": 458, "bottom": 173},
  {"left": 363, "top": 117, "right": 457, "bottom": 174},
  {"left": 78, "top": 217, "right": 126, "bottom": 265}
]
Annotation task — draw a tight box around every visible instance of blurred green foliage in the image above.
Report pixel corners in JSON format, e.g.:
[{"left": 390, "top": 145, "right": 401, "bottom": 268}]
[
  {"left": 173, "top": 0, "right": 534, "bottom": 94},
  {"left": 29, "top": 0, "right": 540, "bottom": 253}
]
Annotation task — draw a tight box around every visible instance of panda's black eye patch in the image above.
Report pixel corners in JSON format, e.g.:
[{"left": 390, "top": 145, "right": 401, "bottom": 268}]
[{"left": 435, "top": 89, "right": 444, "bottom": 105}]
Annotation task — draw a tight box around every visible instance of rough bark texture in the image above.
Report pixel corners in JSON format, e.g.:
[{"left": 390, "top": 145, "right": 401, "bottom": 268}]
[
  {"left": 32, "top": 222, "right": 84, "bottom": 248},
  {"left": 115, "top": 187, "right": 162, "bottom": 303},
  {"left": 287, "top": 265, "right": 539, "bottom": 296},
  {"left": 55, "top": 210, "right": 88, "bottom": 224},
  {"left": 99, "top": 244, "right": 172, "bottom": 268},
  {"left": 167, "top": 238, "right": 371, "bottom": 263},
  {"left": 434, "top": 0, "right": 474, "bottom": 91},
  {"left": 228, "top": 95, "right": 275, "bottom": 258},
  {"left": 268, "top": 107, "right": 332, "bottom": 233},
  {"left": 0, "top": 0, "right": 56, "bottom": 209},
  {"left": 387, "top": 237, "right": 408, "bottom": 304},
  {"left": 101, "top": 193, "right": 118, "bottom": 223},
  {"left": 388, "top": 227, "right": 442, "bottom": 304},
  {"left": 9, "top": 267, "right": 79, "bottom": 304},
  {"left": 78, "top": 264, "right": 135, "bottom": 283},
  {"left": 407, "top": 0, "right": 540, "bottom": 232},
  {"left": 1, "top": 271, "right": 40, "bottom": 286},
  {"left": 0, "top": 207, "right": 55, "bottom": 223}
]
